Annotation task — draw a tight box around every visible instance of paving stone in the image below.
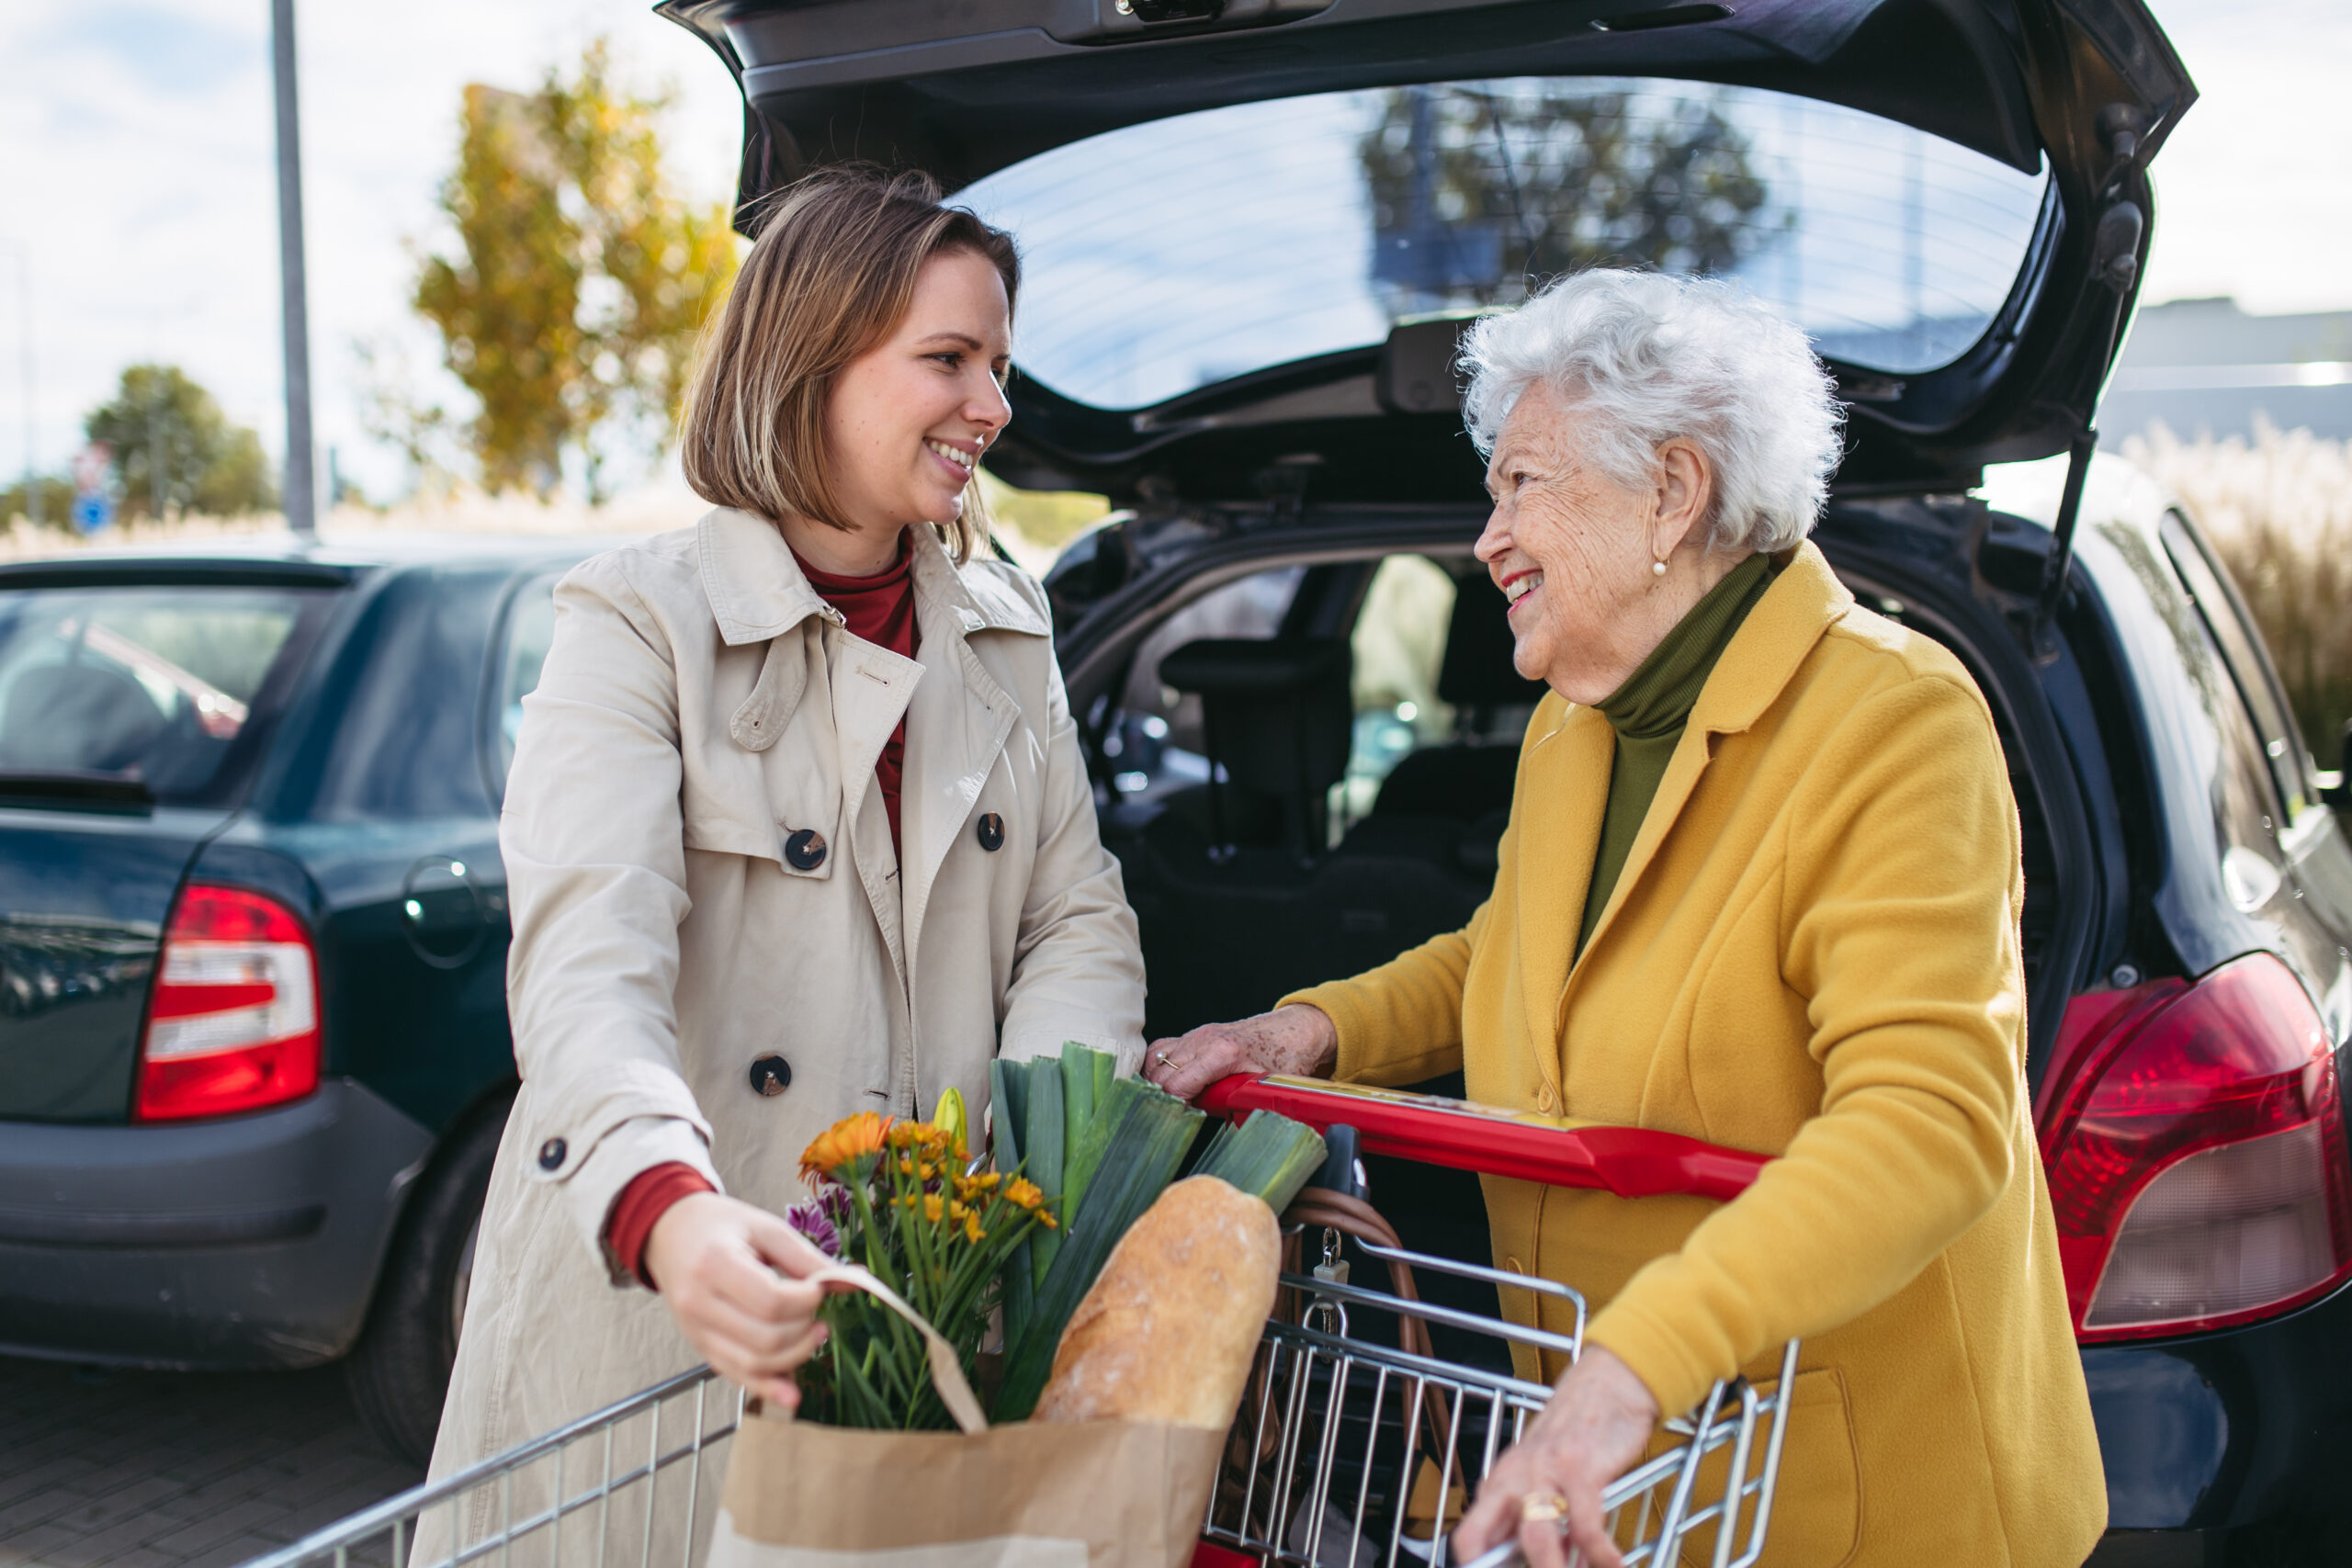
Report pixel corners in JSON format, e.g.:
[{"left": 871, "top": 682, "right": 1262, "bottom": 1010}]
[{"left": 0, "top": 1357, "right": 421, "bottom": 1568}]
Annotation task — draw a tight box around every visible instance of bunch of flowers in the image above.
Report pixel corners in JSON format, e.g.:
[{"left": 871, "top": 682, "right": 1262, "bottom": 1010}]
[{"left": 789, "top": 1104, "right": 1057, "bottom": 1429}]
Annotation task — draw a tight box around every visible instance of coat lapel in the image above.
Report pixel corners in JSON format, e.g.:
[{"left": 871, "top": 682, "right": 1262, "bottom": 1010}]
[
  {"left": 1546, "top": 544, "right": 1854, "bottom": 1031},
  {"left": 1514, "top": 698, "right": 1613, "bottom": 1100},
  {"left": 899, "top": 532, "right": 1044, "bottom": 983}
]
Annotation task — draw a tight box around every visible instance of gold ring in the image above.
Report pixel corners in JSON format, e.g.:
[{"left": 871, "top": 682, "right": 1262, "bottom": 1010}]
[
  {"left": 1521, "top": 1492, "right": 1569, "bottom": 1524},
  {"left": 1155, "top": 1051, "right": 1174, "bottom": 1067}
]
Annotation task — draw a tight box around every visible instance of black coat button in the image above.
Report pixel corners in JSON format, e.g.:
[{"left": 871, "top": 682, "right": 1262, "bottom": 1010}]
[
  {"left": 976, "top": 813, "right": 1004, "bottom": 852},
  {"left": 537, "top": 1137, "right": 567, "bottom": 1171},
  {"left": 750, "top": 1055, "right": 792, "bottom": 1097},
  {"left": 784, "top": 829, "right": 828, "bottom": 871}
]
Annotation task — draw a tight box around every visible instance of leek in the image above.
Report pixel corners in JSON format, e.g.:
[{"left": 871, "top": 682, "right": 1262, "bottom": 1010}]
[
  {"left": 1191, "top": 1111, "right": 1329, "bottom": 1216},
  {"left": 994, "top": 1083, "right": 1205, "bottom": 1421}
]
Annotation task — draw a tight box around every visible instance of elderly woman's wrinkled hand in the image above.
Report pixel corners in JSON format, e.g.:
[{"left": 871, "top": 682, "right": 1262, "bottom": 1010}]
[
  {"left": 1141, "top": 1003, "right": 1338, "bottom": 1101},
  {"left": 1453, "top": 1347, "right": 1659, "bottom": 1568}
]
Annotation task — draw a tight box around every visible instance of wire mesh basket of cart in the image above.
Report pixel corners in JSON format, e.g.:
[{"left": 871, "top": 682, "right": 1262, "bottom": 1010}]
[{"left": 235, "top": 1077, "right": 1795, "bottom": 1568}]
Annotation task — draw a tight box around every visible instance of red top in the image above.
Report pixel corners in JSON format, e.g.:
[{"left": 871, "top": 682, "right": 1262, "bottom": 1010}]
[
  {"left": 792, "top": 534, "right": 921, "bottom": 860},
  {"left": 604, "top": 1162, "right": 715, "bottom": 1289},
  {"left": 605, "top": 534, "right": 923, "bottom": 1290}
]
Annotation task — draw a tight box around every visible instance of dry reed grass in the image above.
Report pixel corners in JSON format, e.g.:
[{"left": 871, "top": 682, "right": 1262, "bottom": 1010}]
[{"left": 2120, "top": 421, "right": 2352, "bottom": 761}]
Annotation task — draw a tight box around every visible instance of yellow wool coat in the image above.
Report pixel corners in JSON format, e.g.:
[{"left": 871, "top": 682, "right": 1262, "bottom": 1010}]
[{"left": 1287, "top": 543, "right": 2105, "bottom": 1567}]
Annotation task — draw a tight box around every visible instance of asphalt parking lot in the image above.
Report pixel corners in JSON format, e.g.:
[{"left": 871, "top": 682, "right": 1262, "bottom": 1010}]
[{"left": 0, "top": 1355, "right": 421, "bottom": 1568}]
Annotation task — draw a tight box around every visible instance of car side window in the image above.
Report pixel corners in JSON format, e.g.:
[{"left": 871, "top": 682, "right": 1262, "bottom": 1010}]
[
  {"left": 2160, "top": 513, "right": 2311, "bottom": 820},
  {"left": 1340, "top": 554, "right": 1459, "bottom": 822},
  {"left": 1101, "top": 565, "right": 1306, "bottom": 798},
  {"left": 491, "top": 573, "right": 560, "bottom": 789}
]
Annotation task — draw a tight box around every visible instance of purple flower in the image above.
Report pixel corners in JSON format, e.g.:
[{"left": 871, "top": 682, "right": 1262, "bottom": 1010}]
[
  {"left": 818, "top": 1182, "right": 854, "bottom": 1228},
  {"left": 786, "top": 1196, "right": 841, "bottom": 1258}
]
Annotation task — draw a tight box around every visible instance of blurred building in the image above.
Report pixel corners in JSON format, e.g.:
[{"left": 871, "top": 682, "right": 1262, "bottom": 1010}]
[{"left": 2100, "top": 297, "right": 2352, "bottom": 444}]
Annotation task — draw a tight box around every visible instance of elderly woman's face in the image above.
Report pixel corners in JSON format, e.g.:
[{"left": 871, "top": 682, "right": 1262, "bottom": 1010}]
[{"left": 1476, "top": 382, "right": 1712, "bottom": 705}]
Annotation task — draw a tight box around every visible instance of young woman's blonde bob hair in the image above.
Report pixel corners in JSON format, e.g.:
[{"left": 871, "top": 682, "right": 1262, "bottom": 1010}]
[{"left": 679, "top": 167, "right": 1021, "bottom": 565}]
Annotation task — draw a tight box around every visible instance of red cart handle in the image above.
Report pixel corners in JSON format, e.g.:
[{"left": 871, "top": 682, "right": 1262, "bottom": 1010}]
[{"left": 1196, "top": 1075, "right": 1769, "bottom": 1201}]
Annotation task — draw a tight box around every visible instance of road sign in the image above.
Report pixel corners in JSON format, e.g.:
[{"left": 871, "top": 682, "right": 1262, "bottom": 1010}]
[{"left": 71, "top": 493, "right": 113, "bottom": 534}]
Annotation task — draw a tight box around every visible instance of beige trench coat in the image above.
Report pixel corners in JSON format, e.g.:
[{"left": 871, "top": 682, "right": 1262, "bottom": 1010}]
[{"left": 419, "top": 508, "right": 1145, "bottom": 1560}]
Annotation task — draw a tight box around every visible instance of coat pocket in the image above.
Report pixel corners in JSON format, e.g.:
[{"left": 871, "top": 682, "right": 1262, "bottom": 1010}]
[{"left": 1661, "top": 1365, "right": 1860, "bottom": 1568}]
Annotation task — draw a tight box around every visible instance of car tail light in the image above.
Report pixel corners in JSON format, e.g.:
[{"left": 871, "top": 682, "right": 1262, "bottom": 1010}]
[
  {"left": 2041, "top": 953, "right": 2352, "bottom": 1341},
  {"left": 134, "top": 884, "right": 322, "bottom": 1122}
]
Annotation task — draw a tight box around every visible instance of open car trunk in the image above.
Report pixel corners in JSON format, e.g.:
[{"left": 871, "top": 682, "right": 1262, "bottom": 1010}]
[{"left": 659, "top": 0, "right": 2194, "bottom": 490}]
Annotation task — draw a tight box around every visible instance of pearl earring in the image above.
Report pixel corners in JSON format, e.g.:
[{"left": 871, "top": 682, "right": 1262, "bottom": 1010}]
[{"left": 1652, "top": 559, "right": 1668, "bottom": 577}]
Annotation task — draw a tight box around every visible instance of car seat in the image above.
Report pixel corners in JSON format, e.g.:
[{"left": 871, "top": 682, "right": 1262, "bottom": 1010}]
[
  {"left": 1369, "top": 571, "right": 1546, "bottom": 823},
  {"left": 1156, "top": 637, "right": 1353, "bottom": 863},
  {"left": 0, "top": 663, "right": 165, "bottom": 774}
]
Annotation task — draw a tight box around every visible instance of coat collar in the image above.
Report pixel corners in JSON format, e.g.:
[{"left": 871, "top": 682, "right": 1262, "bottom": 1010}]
[
  {"left": 1516, "top": 540, "right": 1854, "bottom": 1077},
  {"left": 696, "top": 507, "right": 1049, "bottom": 649}
]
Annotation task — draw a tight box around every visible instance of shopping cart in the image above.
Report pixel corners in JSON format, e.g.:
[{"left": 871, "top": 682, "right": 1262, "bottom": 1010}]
[{"left": 238, "top": 1076, "right": 1795, "bottom": 1568}]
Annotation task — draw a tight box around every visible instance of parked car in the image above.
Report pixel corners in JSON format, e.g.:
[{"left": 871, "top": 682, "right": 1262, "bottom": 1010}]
[
  {"left": 0, "top": 537, "right": 594, "bottom": 1464},
  {"left": 655, "top": 0, "right": 2352, "bottom": 1560}
]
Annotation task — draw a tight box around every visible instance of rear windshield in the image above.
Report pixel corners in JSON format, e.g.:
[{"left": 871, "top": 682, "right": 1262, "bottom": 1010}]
[
  {"left": 0, "top": 583, "right": 336, "bottom": 806},
  {"left": 966, "top": 76, "right": 2050, "bottom": 410}
]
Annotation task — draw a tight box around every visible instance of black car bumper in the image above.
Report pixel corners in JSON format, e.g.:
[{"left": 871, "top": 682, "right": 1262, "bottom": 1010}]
[
  {"left": 2086, "top": 1276, "right": 2352, "bottom": 1566},
  {"left": 0, "top": 1079, "right": 434, "bottom": 1369}
]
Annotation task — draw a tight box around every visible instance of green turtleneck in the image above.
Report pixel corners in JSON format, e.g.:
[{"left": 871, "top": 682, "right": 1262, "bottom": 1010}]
[{"left": 1576, "top": 551, "right": 1780, "bottom": 957}]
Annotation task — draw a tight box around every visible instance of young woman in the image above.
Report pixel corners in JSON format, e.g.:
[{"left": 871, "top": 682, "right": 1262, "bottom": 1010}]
[{"left": 423, "top": 168, "right": 1146, "bottom": 1552}]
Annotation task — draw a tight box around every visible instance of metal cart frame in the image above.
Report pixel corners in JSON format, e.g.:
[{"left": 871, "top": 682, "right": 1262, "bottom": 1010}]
[{"left": 241, "top": 1077, "right": 1797, "bottom": 1568}]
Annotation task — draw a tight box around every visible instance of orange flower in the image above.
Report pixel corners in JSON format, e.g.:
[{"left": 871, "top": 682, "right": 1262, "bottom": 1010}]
[
  {"left": 922, "top": 1193, "right": 945, "bottom": 1224},
  {"left": 1002, "top": 1177, "right": 1046, "bottom": 1212},
  {"left": 962, "top": 1211, "right": 986, "bottom": 1246},
  {"left": 801, "top": 1112, "right": 891, "bottom": 1183}
]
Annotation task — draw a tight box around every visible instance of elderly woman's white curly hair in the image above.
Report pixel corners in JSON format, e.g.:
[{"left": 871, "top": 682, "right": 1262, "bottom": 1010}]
[{"left": 1459, "top": 270, "right": 1846, "bottom": 556}]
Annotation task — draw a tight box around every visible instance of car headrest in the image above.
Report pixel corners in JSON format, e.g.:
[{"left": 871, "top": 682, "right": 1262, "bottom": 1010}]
[
  {"left": 1437, "top": 575, "right": 1548, "bottom": 711},
  {"left": 1159, "top": 637, "right": 1351, "bottom": 697},
  {"left": 1159, "top": 637, "right": 1353, "bottom": 808}
]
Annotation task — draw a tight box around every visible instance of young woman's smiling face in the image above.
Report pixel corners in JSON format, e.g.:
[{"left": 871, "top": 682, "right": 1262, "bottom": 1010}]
[{"left": 805, "top": 247, "right": 1012, "bottom": 574}]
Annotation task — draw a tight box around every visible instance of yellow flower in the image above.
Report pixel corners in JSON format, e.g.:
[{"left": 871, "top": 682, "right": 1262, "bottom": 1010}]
[
  {"left": 897, "top": 1155, "right": 916, "bottom": 1178},
  {"left": 800, "top": 1112, "right": 891, "bottom": 1183},
  {"left": 1003, "top": 1178, "right": 1046, "bottom": 1212},
  {"left": 922, "top": 1193, "right": 945, "bottom": 1224},
  {"left": 952, "top": 1171, "right": 1001, "bottom": 1201},
  {"left": 1037, "top": 1211, "right": 1059, "bottom": 1230},
  {"left": 949, "top": 1200, "right": 969, "bottom": 1222},
  {"left": 962, "top": 1211, "right": 986, "bottom": 1246}
]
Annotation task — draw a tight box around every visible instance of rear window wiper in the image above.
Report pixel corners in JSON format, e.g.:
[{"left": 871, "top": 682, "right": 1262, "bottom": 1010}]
[{"left": 0, "top": 772, "right": 158, "bottom": 811}]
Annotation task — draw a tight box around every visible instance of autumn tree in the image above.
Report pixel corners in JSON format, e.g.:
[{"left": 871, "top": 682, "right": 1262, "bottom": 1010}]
[
  {"left": 409, "top": 41, "right": 739, "bottom": 501},
  {"left": 84, "top": 365, "right": 275, "bottom": 520},
  {"left": 1361, "top": 84, "right": 1774, "bottom": 307}
]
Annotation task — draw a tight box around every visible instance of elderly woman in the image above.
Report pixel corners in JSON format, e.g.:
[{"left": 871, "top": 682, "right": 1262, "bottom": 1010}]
[{"left": 1147, "top": 270, "right": 2103, "bottom": 1568}]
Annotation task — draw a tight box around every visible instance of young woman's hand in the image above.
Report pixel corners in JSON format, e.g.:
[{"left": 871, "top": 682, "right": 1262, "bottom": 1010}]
[
  {"left": 1141, "top": 1003, "right": 1338, "bottom": 1101},
  {"left": 1452, "top": 1347, "right": 1660, "bottom": 1568},
  {"left": 644, "top": 1191, "right": 834, "bottom": 1409}
]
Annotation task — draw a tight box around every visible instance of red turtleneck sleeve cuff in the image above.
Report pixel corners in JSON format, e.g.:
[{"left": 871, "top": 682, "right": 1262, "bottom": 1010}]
[{"left": 604, "top": 1162, "right": 717, "bottom": 1290}]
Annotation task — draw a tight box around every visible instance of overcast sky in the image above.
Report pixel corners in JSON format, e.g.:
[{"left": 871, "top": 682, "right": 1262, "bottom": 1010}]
[{"left": 2, "top": 0, "right": 2345, "bottom": 499}]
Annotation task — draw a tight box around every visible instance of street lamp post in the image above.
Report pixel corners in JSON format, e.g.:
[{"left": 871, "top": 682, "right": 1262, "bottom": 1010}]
[
  {"left": 271, "top": 0, "right": 316, "bottom": 537},
  {"left": 6, "top": 248, "right": 34, "bottom": 529}
]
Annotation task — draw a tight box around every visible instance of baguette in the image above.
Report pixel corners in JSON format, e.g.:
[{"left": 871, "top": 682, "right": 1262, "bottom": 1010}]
[{"left": 1032, "top": 1175, "right": 1280, "bottom": 1429}]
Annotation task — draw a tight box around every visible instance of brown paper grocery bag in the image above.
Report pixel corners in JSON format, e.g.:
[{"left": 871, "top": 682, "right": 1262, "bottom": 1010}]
[
  {"left": 707, "top": 1259, "right": 1223, "bottom": 1568},
  {"left": 709, "top": 1412, "right": 1224, "bottom": 1568}
]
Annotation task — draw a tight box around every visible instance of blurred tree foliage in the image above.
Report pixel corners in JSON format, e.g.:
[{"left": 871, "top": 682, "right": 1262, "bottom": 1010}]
[
  {"left": 0, "top": 477, "right": 74, "bottom": 530},
  {"left": 407, "top": 41, "right": 738, "bottom": 501},
  {"left": 84, "top": 365, "right": 276, "bottom": 520},
  {"left": 1360, "top": 84, "right": 1774, "bottom": 303}
]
